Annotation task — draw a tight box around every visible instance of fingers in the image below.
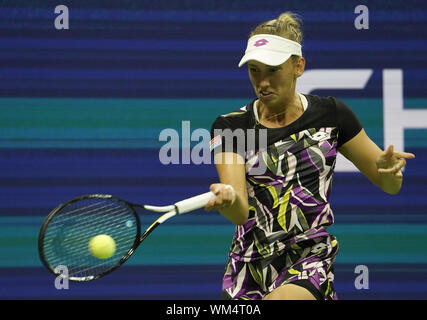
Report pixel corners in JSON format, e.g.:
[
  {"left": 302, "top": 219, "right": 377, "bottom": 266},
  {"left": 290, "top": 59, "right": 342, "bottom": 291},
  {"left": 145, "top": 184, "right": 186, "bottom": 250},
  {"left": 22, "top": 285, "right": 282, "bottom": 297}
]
[
  {"left": 384, "top": 144, "right": 394, "bottom": 157},
  {"left": 384, "top": 145, "right": 416, "bottom": 159},
  {"left": 392, "top": 151, "right": 416, "bottom": 159},
  {"left": 378, "top": 158, "right": 406, "bottom": 175},
  {"left": 378, "top": 145, "right": 415, "bottom": 175},
  {"left": 205, "top": 183, "right": 236, "bottom": 212}
]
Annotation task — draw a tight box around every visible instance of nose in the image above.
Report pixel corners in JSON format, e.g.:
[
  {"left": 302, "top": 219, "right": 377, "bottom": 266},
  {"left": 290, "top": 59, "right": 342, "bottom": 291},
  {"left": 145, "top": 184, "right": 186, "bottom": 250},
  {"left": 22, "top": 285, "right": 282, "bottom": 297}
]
[
  {"left": 249, "top": 68, "right": 272, "bottom": 90},
  {"left": 258, "top": 76, "right": 271, "bottom": 90}
]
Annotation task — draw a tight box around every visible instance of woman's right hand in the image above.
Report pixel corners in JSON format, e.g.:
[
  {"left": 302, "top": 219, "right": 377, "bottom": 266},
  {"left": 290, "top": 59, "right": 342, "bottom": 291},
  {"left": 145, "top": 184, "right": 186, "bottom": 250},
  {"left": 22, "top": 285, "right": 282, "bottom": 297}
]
[{"left": 205, "top": 183, "right": 236, "bottom": 212}]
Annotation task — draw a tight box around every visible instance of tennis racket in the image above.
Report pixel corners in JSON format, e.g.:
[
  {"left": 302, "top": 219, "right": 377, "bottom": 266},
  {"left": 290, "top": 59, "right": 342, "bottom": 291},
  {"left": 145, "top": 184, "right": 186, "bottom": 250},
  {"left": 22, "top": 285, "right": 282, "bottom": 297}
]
[{"left": 38, "top": 191, "right": 215, "bottom": 282}]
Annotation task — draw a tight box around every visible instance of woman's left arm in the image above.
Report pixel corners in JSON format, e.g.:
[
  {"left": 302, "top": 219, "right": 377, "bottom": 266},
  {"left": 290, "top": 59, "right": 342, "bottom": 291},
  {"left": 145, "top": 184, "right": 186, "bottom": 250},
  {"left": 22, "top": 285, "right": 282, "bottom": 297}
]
[{"left": 338, "top": 129, "right": 415, "bottom": 195}]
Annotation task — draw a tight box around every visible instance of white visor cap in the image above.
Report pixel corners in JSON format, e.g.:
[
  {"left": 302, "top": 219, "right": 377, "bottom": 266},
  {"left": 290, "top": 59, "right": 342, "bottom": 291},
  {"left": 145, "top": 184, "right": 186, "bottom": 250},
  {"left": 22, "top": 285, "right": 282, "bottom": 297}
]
[{"left": 238, "top": 34, "right": 302, "bottom": 67}]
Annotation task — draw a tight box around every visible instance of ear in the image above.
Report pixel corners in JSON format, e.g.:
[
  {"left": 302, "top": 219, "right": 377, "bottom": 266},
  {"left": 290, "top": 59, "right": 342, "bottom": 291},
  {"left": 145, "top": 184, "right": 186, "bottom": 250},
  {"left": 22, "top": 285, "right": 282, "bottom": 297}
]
[{"left": 295, "top": 57, "right": 306, "bottom": 78}]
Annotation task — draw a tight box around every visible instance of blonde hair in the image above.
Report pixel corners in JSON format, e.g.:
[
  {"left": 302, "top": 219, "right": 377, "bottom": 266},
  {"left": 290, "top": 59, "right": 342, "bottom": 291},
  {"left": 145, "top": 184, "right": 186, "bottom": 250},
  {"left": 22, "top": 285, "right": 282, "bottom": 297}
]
[
  {"left": 249, "top": 12, "right": 303, "bottom": 62},
  {"left": 250, "top": 12, "right": 303, "bottom": 43}
]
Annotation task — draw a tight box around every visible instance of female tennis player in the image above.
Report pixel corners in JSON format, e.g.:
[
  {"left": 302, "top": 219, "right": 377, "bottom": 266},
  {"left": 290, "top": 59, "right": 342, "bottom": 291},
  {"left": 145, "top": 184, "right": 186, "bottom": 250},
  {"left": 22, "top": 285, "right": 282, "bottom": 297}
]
[{"left": 205, "top": 12, "right": 415, "bottom": 300}]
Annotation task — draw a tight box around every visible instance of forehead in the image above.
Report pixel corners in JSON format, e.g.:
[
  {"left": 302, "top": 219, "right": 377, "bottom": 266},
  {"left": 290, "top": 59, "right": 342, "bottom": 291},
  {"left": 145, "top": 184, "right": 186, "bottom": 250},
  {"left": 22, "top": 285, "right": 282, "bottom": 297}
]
[{"left": 247, "top": 60, "right": 288, "bottom": 68}]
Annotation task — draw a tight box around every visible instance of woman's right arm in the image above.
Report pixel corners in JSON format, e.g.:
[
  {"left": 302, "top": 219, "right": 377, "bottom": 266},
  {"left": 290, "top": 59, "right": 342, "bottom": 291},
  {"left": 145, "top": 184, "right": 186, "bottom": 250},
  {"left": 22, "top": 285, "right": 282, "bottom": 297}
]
[{"left": 205, "top": 152, "right": 249, "bottom": 225}]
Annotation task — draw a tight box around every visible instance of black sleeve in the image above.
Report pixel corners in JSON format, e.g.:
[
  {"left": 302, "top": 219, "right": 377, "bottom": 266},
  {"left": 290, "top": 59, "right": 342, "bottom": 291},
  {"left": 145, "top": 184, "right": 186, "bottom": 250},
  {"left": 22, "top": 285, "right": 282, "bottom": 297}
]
[
  {"left": 210, "top": 116, "right": 246, "bottom": 158},
  {"left": 334, "top": 97, "right": 363, "bottom": 147}
]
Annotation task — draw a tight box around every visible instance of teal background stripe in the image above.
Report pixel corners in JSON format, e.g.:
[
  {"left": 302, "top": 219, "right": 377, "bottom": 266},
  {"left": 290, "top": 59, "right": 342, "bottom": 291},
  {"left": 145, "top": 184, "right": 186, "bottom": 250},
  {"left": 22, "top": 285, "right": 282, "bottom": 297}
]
[
  {"left": 2, "top": 217, "right": 427, "bottom": 267},
  {"left": 1, "top": 97, "right": 427, "bottom": 148}
]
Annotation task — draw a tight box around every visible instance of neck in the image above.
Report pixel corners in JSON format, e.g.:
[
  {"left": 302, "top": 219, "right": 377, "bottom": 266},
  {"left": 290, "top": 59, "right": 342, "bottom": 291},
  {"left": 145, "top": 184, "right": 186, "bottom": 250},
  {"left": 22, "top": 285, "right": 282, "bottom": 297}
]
[{"left": 257, "top": 93, "right": 303, "bottom": 127}]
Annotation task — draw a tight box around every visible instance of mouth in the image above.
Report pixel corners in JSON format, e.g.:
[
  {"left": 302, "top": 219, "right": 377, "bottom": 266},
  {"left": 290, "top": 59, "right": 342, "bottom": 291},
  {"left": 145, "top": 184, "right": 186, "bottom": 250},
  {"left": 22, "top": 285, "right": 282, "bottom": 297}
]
[{"left": 259, "top": 90, "right": 274, "bottom": 98}]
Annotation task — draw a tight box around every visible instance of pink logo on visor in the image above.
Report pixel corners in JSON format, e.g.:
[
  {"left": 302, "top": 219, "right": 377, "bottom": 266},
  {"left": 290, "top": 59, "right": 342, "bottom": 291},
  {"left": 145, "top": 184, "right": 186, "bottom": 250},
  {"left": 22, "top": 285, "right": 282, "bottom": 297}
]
[{"left": 254, "top": 39, "right": 268, "bottom": 47}]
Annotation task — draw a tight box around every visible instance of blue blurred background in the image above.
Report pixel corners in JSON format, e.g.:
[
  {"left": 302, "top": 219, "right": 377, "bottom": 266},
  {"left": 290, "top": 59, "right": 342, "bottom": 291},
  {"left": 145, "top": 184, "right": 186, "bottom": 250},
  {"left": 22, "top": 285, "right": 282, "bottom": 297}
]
[{"left": 0, "top": 0, "right": 426, "bottom": 300}]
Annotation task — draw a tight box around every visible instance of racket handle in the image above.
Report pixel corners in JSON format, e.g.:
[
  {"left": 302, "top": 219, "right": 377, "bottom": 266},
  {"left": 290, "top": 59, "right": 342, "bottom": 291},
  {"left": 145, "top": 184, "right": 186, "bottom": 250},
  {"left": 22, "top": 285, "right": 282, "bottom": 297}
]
[{"left": 174, "top": 191, "right": 215, "bottom": 214}]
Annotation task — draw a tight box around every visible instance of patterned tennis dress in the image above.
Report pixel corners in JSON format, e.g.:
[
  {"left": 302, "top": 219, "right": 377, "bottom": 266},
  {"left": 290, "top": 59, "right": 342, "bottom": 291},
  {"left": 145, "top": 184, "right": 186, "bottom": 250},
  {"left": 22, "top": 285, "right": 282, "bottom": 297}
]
[{"left": 210, "top": 94, "right": 362, "bottom": 300}]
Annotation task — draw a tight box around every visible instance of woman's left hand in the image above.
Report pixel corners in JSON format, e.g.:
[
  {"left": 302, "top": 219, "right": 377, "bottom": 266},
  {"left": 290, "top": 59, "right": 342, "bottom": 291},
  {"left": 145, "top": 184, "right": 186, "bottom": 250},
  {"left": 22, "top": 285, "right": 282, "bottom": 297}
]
[{"left": 376, "top": 145, "right": 415, "bottom": 177}]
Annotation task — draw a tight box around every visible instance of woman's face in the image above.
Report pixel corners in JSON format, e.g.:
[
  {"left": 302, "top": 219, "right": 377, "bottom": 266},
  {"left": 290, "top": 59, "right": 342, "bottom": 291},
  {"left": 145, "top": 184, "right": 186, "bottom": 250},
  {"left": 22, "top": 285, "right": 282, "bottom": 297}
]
[{"left": 248, "top": 57, "right": 305, "bottom": 107}]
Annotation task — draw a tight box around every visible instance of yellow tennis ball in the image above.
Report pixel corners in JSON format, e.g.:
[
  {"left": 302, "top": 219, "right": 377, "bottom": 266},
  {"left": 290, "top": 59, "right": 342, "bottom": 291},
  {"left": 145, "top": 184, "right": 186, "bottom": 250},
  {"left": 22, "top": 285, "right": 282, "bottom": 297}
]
[{"left": 88, "top": 234, "right": 116, "bottom": 259}]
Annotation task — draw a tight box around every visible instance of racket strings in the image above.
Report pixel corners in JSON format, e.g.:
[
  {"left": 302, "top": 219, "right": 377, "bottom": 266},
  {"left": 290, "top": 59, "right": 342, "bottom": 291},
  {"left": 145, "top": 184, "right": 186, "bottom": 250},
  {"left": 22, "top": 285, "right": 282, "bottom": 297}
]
[
  {"left": 44, "top": 208, "right": 132, "bottom": 276},
  {"left": 46, "top": 201, "right": 122, "bottom": 224},
  {"left": 44, "top": 205, "right": 134, "bottom": 278},
  {"left": 42, "top": 197, "right": 138, "bottom": 280}
]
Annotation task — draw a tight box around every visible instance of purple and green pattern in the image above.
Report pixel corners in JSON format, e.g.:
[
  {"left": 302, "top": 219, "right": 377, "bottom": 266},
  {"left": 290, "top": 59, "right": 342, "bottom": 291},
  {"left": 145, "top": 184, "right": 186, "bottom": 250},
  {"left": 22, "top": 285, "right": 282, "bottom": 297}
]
[{"left": 223, "top": 127, "right": 340, "bottom": 299}]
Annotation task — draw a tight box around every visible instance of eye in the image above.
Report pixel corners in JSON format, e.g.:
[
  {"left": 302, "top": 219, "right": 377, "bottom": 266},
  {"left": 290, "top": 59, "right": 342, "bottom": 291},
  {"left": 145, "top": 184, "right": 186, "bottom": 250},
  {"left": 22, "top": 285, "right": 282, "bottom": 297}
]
[
  {"left": 249, "top": 67, "right": 258, "bottom": 73},
  {"left": 269, "top": 67, "right": 279, "bottom": 73}
]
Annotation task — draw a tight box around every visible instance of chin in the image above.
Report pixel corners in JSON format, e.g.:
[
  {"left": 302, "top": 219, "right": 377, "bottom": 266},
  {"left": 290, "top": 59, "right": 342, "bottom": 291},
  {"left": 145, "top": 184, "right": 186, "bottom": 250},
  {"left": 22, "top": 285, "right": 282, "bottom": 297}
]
[{"left": 259, "top": 96, "right": 278, "bottom": 105}]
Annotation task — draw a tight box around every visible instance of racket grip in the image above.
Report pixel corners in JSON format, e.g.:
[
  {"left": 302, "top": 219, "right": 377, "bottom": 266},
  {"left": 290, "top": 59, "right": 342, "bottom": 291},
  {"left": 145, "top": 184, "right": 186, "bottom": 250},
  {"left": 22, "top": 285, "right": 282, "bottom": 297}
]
[{"left": 174, "top": 191, "right": 215, "bottom": 214}]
